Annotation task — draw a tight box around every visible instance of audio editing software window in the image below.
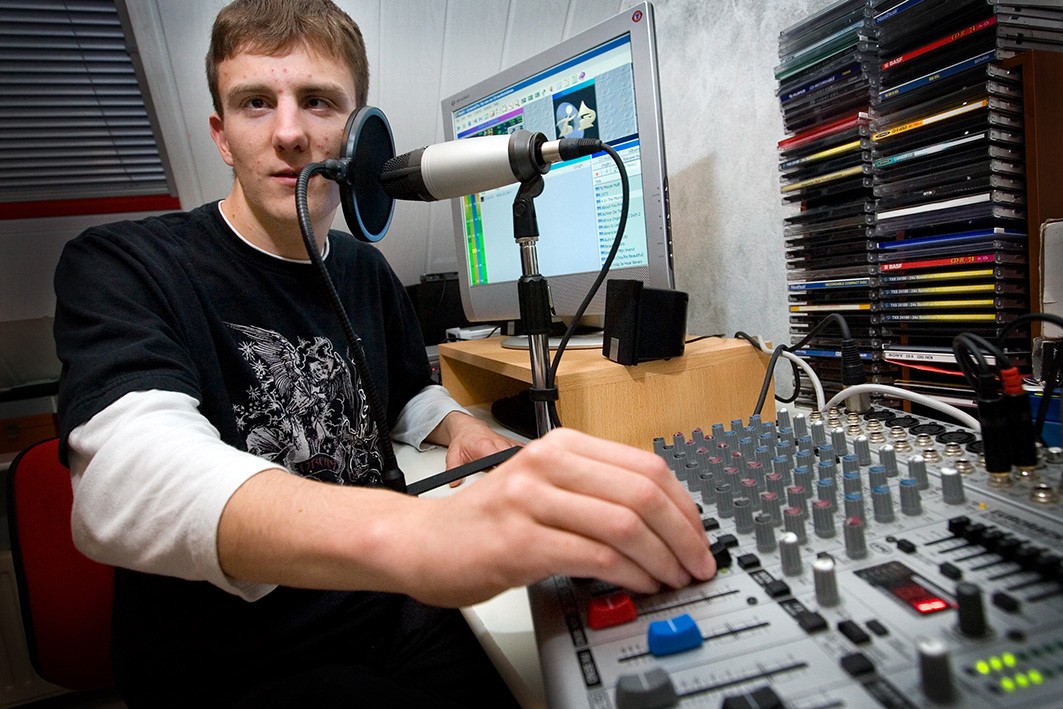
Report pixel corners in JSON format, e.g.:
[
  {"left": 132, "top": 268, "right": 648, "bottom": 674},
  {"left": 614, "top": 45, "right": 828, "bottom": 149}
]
[{"left": 450, "top": 35, "right": 649, "bottom": 287}]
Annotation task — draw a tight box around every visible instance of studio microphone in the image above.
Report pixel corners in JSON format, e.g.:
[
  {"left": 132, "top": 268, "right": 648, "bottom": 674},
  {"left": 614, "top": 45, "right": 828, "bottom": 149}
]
[{"left": 379, "top": 130, "right": 602, "bottom": 202}]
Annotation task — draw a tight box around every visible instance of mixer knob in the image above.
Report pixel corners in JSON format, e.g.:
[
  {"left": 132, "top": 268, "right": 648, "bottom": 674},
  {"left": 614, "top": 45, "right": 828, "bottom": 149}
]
[
  {"left": 812, "top": 500, "right": 836, "bottom": 538},
  {"left": 908, "top": 454, "right": 929, "bottom": 490},
  {"left": 940, "top": 466, "right": 966, "bottom": 505},
  {"left": 956, "top": 581, "right": 988, "bottom": 638},
  {"left": 792, "top": 413, "right": 808, "bottom": 438},
  {"left": 917, "top": 637, "right": 956, "bottom": 705},
  {"left": 684, "top": 460, "right": 699, "bottom": 490},
  {"left": 816, "top": 477, "right": 838, "bottom": 511},
  {"left": 879, "top": 444, "right": 898, "bottom": 477},
  {"left": 783, "top": 506, "right": 808, "bottom": 544},
  {"left": 615, "top": 667, "right": 678, "bottom": 709},
  {"left": 854, "top": 434, "right": 872, "bottom": 466},
  {"left": 866, "top": 464, "right": 887, "bottom": 490},
  {"left": 653, "top": 437, "right": 668, "bottom": 459},
  {"left": 811, "top": 420, "right": 827, "bottom": 447},
  {"left": 734, "top": 497, "right": 754, "bottom": 534},
  {"left": 872, "top": 485, "right": 895, "bottom": 524},
  {"left": 843, "top": 516, "right": 868, "bottom": 560},
  {"left": 843, "top": 492, "right": 866, "bottom": 522},
  {"left": 760, "top": 491, "right": 783, "bottom": 526},
  {"left": 738, "top": 436, "right": 755, "bottom": 460},
  {"left": 748, "top": 413, "right": 762, "bottom": 432},
  {"left": 754, "top": 513, "right": 776, "bottom": 553},
  {"left": 786, "top": 485, "right": 810, "bottom": 518},
  {"left": 771, "top": 455, "right": 790, "bottom": 481},
  {"left": 715, "top": 483, "right": 735, "bottom": 518},
  {"left": 813, "top": 555, "right": 839, "bottom": 607},
  {"left": 766, "top": 472, "right": 786, "bottom": 498},
  {"left": 899, "top": 478, "right": 922, "bottom": 516},
  {"left": 831, "top": 427, "right": 849, "bottom": 457},
  {"left": 755, "top": 443, "right": 774, "bottom": 470},
  {"left": 779, "top": 531, "right": 802, "bottom": 576},
  {"left": 842, "top": 471, "right": 862, "bottom": 496}
]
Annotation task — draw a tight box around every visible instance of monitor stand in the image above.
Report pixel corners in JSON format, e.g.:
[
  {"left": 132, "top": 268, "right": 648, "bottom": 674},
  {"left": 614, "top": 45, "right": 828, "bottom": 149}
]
[{"left": 500, "top": 331, "right": 604, "bottom": 351}]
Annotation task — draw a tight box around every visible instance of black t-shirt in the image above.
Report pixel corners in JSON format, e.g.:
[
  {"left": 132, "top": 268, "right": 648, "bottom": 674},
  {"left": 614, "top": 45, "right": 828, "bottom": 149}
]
[{"left": 53, "top": 202, "right": 432, "bottom": 700}]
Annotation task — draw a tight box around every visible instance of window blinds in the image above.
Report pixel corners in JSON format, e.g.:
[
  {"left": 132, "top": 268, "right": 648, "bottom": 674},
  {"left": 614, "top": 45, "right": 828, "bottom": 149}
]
[{"left": 0, "top": 0, "right": 176, "bottom": 209}]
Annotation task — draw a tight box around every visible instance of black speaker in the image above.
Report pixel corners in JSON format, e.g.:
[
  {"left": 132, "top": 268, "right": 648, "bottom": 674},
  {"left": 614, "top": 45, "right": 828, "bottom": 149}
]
[
  {"left": 602, "top": 279, "right": 688, "bottom": 365},
  {"left": 407, "top": 272, "right": 471, "bottom": 346}
]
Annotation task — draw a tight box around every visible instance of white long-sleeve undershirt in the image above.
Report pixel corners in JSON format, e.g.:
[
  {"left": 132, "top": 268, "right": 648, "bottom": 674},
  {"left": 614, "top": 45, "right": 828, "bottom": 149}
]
[{"left": 67, "top": 385, "right": 466, "bottom": 601}]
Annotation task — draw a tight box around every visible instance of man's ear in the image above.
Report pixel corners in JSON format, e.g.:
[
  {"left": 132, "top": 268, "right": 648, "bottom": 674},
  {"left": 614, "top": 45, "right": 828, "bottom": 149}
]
[{"left": 209, "top": 112, "right": 235, "bottom": 167}]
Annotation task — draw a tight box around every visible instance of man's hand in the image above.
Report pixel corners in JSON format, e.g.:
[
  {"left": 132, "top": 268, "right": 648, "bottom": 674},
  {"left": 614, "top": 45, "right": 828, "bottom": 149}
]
[
  {"left": 426, "top": 411, "right": 522, "bottom": 478},
  {"left": 397, "top": 427, "right": 717, "bottom": 607}
]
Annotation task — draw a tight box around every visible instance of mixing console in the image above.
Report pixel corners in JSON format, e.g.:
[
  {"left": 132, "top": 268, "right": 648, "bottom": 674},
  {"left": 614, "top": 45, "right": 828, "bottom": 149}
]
[{"left": 529, "top": 407, "right": 1063, "bottom": 708}]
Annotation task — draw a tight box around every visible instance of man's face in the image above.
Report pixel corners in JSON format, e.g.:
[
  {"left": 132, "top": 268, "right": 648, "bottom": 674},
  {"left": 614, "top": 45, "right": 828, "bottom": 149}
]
[{"left": 209, "top": 43, "right": 358, "bottom": 243}]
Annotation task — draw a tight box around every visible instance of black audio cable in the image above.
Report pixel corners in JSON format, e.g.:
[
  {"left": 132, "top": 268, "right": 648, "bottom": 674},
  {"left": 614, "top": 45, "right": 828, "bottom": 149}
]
[
  {"left": 999, "top": 313, "right": 1063, "bottom": 447},
  {"left": 297, "top": 161, "right": 407, "bottom": 493},
  {"left": 734, "top": 331, "right": 803, "bottom": 409},
  {"left": 790, "top": 313, "right": 869, "bottom": 413},
  {"left": 545, "top": 142, "right": 630, "bottom": 429},
  {"left": 954, "top": 333, "right": 1011, "bottom": 476}
]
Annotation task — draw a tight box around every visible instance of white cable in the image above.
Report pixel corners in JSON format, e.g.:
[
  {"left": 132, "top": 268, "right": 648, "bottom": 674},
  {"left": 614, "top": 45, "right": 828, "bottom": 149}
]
[
  {"left": 824, "top": 384, "right": 981, "bottom": 432},
  {"left": 749, "top": 335, "right": 826, "bottom": 412},
  {"left": 781, "top": 350, "right": 826, "bottom": 412}
]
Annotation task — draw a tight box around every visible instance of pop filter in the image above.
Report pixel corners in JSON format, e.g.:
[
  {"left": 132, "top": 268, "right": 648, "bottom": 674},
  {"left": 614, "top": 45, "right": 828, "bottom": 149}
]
[{"left": 338, "top": 106, "right": 395, "bottom": 243}]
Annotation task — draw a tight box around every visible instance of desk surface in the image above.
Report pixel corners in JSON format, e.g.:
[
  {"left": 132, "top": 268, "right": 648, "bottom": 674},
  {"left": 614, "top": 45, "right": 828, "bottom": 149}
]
[{"left": 395, "top": 410, "right": 546, "bottom": 709}]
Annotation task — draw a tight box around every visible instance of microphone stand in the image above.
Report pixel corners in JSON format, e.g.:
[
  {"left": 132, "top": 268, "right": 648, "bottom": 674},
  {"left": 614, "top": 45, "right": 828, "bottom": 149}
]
[{"left": 513, "top": 175, "right": 557, "bottom": 437}]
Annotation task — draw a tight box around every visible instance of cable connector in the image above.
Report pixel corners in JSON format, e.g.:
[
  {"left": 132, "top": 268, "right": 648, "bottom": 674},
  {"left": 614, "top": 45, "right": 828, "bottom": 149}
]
[
  {"left": 977, "top": 395, "right": 1012, "bottom": 475},
  {"left": 840, "top": 339, "right": 870, "bottom": 413},
  {"left": 1000, "top": 366, "right": 1038, "bottom": 471}
]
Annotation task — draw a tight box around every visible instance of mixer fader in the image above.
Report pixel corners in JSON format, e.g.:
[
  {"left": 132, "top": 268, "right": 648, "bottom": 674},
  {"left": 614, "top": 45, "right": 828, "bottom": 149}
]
[{"left": 529, "top": 407, "right": 1063, "bottom": 708}]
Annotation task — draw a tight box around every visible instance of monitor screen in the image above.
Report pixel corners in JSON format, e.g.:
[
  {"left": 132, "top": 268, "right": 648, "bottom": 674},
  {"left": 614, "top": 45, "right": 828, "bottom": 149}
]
[{"left": 441, "top": 2, "right": 672, "bottom": 324}]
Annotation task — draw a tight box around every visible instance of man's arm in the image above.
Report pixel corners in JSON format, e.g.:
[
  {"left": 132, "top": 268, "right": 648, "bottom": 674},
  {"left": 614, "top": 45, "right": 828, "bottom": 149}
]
[
  {"left": 71, "top": 391, "right": 716, "bottom": 609},
  {"left": 216, "top": 425, "right": 716, "bottom": 608}
]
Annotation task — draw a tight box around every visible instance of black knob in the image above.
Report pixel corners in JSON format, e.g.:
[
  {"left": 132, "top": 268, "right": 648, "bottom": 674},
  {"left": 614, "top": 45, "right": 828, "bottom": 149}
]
[
  {"left": 956, "top": 582, "right": 988, "bottom": 638},
  {"left": 918, "top": 637, "right": 956, "bottom": 705}
]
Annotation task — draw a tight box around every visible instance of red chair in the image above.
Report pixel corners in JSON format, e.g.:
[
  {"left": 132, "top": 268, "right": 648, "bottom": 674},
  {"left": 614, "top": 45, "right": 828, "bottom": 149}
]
[{"left": 6, "top": 437, "right": 114, "bottom": 690}]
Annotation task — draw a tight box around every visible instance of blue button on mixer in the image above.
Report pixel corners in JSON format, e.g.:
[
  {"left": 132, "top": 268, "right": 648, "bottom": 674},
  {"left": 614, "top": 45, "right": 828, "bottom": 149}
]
[{"left": 647, "top": 614, "right": 702, "bottom": 657}]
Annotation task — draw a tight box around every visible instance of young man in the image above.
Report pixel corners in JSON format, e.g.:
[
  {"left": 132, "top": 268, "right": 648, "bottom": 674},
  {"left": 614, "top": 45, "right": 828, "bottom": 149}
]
[{"left": 53, "top": 0, "right": 716, "bottom": 705}]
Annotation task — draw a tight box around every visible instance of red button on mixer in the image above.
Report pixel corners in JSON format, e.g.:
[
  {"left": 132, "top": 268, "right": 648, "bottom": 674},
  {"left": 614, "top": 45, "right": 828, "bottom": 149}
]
[{"left": 587, "top": 592, "right": 638, "bottom": 630}]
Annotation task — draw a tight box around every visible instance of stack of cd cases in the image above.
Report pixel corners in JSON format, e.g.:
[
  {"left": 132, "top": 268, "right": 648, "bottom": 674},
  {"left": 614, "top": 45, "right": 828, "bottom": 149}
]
[
  {"left": 869, "top": 0, "right": 1035, "bottom": 408},
  {"left": 777, "top": 0, "right": 889, "bottom": 406},
  {"left": 995, "top": 1, "right": 1063, "bottom": 53}
]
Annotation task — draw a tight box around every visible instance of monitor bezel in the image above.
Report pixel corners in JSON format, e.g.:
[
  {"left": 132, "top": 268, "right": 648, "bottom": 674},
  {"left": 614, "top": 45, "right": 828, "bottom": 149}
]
[{"left": 440, "top": 1, "right": 673, "bottom": 324}]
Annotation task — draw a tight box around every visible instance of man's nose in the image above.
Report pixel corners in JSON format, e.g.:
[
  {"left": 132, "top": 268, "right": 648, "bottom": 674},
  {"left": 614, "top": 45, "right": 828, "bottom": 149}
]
[{"left": 273, "top": 101, "right": 309, "bottom": 153}]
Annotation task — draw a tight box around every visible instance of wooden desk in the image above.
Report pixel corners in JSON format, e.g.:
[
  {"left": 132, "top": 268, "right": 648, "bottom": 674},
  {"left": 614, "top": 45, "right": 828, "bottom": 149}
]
[{"left": 438, "top": 337, "right": 773, "bottom": 449}]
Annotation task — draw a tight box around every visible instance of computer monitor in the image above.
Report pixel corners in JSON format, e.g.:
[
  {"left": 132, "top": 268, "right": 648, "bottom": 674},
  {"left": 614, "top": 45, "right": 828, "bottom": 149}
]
[{"left": 441, "top": 2, "right": 673, "bottom": 329}]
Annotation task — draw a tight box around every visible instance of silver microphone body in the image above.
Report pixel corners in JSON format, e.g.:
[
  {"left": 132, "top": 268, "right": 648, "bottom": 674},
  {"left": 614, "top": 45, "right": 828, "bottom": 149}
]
[
  {"left": 378, "top": 129, "right": 603, "bottom": 202},
  {"left": 419, "top": 135, "right": 523, "bottom": 200}
]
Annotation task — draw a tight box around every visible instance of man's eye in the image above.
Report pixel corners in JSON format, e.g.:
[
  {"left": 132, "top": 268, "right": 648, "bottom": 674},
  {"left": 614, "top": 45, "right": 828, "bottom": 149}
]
[
  {"left": 245, "top": 97, "right": 268, "bottom": 109},
  {"left": 307, "top": 97, "right": 331, "bottom": 109}
]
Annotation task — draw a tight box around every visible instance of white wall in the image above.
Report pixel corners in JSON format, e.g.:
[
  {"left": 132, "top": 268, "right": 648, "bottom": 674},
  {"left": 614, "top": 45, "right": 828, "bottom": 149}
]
[{"left": 0, "top": 0, "right": 833, "bottom": 391}]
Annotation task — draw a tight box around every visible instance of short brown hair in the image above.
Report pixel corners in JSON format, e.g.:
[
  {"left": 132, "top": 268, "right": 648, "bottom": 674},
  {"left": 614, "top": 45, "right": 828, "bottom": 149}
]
[{"left": 206, "top": 0, "right": 369, "bottom": 114}]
